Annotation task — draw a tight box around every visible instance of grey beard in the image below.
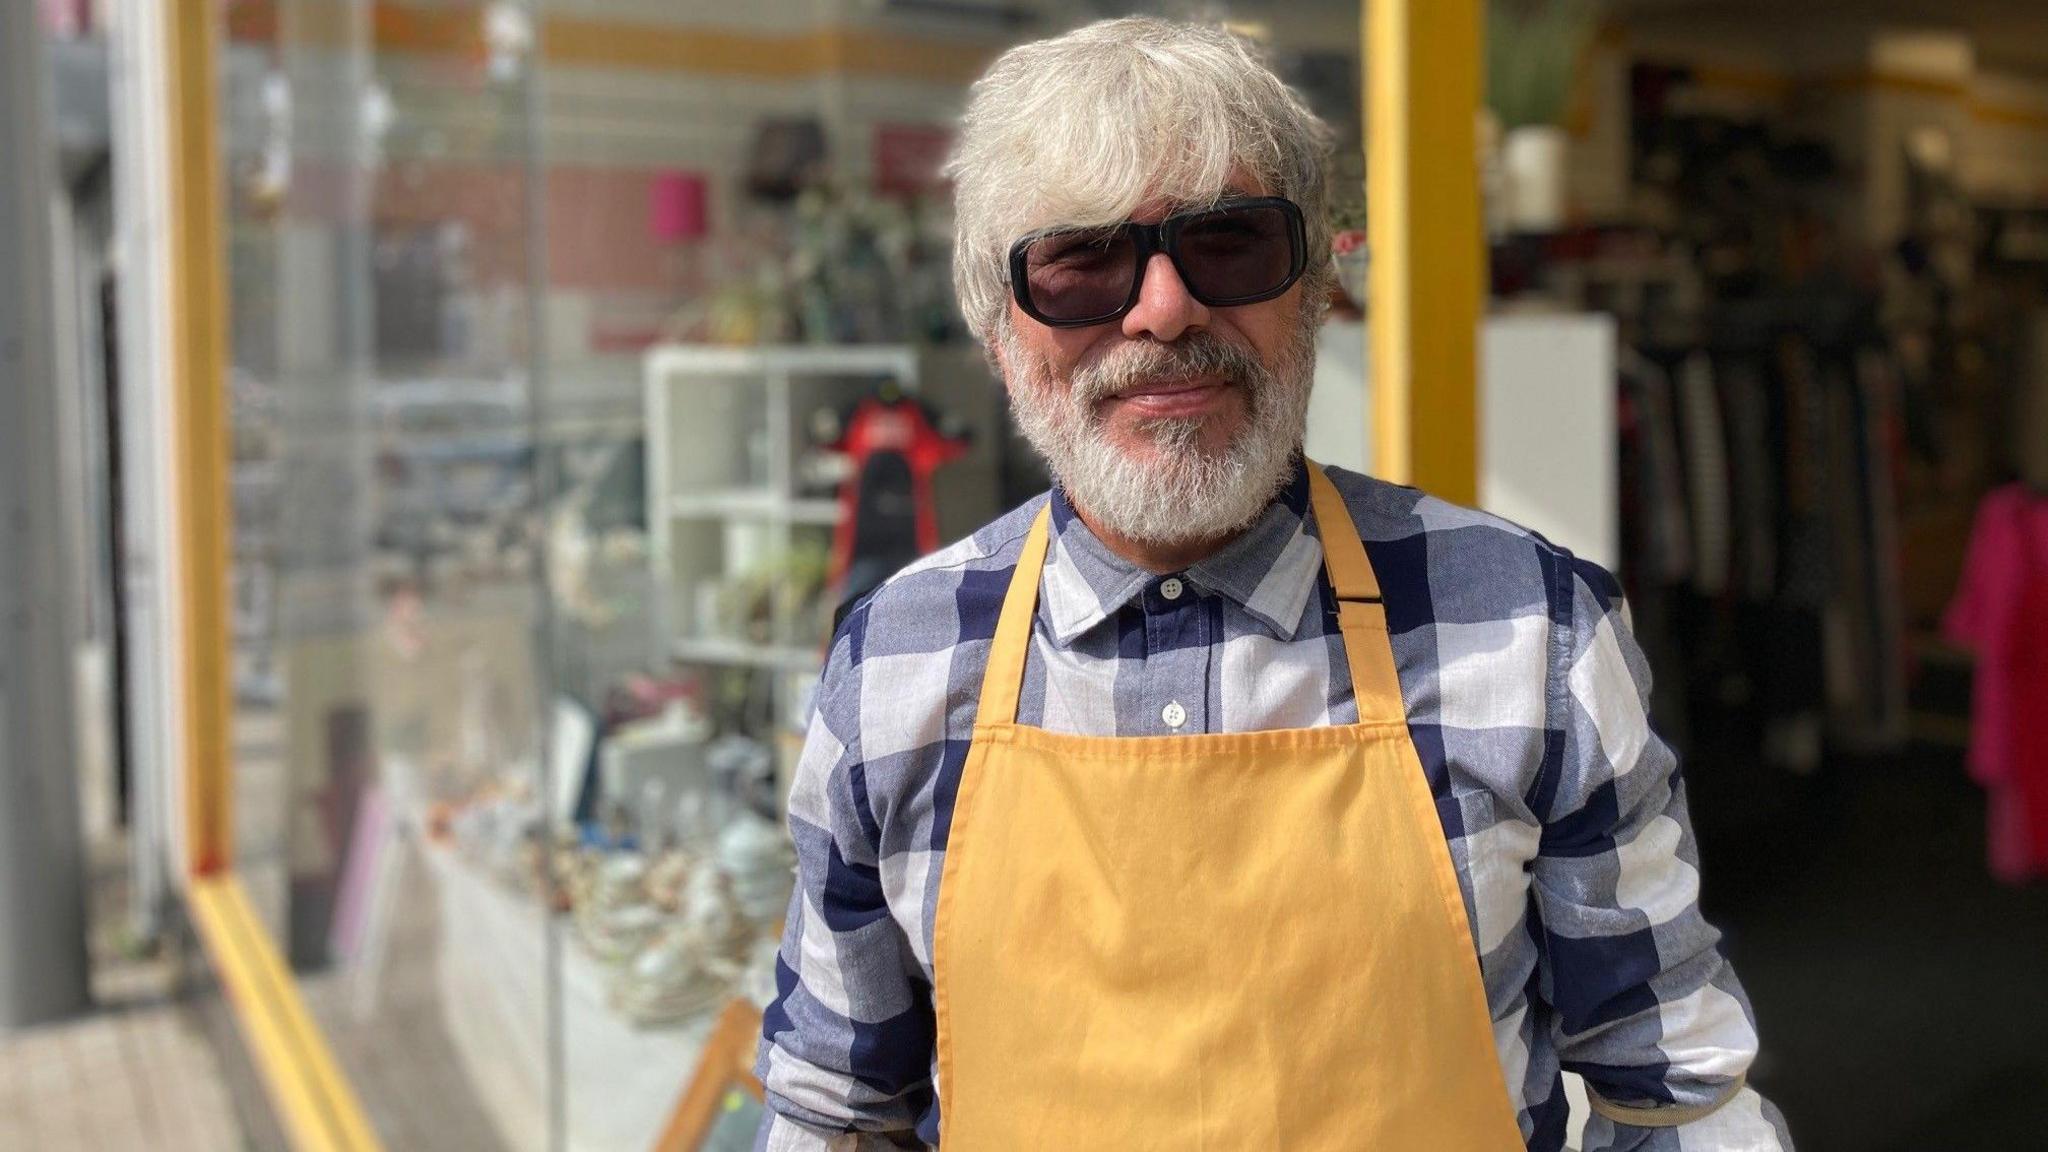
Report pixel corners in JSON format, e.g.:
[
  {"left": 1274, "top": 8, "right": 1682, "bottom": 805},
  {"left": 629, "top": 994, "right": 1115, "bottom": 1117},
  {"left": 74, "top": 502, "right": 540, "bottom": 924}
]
[{"left": 1001, "top": 324, "right": 1316, "bottom": 548}]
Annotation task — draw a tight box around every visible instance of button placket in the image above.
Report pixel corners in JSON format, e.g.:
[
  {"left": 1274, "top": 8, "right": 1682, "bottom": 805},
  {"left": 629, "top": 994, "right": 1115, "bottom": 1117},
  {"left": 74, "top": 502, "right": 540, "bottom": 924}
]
[{"left": 1136, "top": 575, "right": 1207, "bottom": 735}]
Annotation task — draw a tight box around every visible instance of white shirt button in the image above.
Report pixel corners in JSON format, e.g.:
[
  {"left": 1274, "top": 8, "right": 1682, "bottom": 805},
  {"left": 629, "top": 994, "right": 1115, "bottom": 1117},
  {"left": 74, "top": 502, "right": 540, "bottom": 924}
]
[
  {"left": 1160, "top": 577, "right": 1185, "bottom": 601},
  {"left": 1162, "top": 701, "right": 1187, "bottom": 729}
]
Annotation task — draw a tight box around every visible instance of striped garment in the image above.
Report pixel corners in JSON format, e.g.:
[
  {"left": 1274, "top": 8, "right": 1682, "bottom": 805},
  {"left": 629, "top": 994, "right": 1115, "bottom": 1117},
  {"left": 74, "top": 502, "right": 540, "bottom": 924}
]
[{"left": 756, "top": 461, "right": 1792, "bottom": 1152}]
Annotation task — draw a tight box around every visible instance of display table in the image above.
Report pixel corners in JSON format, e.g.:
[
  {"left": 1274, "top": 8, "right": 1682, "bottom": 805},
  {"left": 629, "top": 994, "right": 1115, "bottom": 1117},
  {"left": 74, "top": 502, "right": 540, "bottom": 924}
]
[{"left": 421, "top": 842, "right": 720, "bottom": 1152}]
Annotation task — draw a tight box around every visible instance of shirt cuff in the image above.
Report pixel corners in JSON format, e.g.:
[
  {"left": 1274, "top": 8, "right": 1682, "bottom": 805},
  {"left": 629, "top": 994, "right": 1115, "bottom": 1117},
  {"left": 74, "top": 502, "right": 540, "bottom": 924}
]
[
  {"left": 757, "top": 1113, "right": 924, "bottom": 1152},
  {"left": 1586, "top": 1074, "right": 1746, "bottom": 1127},
  {"left": 1584, "top": 1085, "right": 1795, "bottom": 1152}
]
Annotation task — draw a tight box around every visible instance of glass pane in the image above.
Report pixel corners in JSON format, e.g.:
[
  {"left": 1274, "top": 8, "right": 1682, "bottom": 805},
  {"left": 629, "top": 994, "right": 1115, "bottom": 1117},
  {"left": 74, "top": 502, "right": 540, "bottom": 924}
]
[
  {"left": 221, "top": 3, "right": 1364, "bottom": 1148},
  {"left": 223, "top": 1, "right": 545, "bottom": 1147}
]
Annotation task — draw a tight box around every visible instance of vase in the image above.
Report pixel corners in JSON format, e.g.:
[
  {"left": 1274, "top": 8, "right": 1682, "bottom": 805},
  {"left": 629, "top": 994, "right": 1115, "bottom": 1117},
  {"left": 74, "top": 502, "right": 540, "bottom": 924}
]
[{"left": 1504, "top": 124, "right": 1570, "bottom": 234}]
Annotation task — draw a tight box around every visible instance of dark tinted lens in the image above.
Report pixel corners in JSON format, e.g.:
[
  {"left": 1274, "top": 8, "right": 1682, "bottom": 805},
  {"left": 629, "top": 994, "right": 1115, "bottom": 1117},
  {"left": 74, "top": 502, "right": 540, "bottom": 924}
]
[
  {"left": 1172, "top": 204, "right": 1297, "bottom": 302},
  {"left": 1022, "top": 227, "right": 1137, "bottom": 322}
]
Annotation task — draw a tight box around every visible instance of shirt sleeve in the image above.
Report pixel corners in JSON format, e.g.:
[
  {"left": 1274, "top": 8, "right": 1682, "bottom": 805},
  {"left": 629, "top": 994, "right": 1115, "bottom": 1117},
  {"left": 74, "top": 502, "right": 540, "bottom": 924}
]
[
  {"left": 754, "top": 622, "right": 936, "bottom": 1149},
  {"left": 1532, "top": 559, "right": 1795, "bottom": 1152}
]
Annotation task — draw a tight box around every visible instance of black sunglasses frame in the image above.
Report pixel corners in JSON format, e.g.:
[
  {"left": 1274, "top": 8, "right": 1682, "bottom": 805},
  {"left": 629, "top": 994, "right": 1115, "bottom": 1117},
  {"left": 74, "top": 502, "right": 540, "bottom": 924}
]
[{"left": 1006, "top": 196, "right": 1310, "bottom": 329}]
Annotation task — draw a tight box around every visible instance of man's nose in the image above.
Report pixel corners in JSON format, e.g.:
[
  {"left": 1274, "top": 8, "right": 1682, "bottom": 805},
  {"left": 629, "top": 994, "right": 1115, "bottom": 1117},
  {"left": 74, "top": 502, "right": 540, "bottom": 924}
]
[{"left": 1120, "top": 252, "right": 1210, "bottom": 343}]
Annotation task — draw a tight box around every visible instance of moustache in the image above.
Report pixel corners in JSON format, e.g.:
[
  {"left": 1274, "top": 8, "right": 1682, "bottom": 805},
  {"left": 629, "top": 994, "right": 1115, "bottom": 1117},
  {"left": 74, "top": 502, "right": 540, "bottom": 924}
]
[{"left": 1068, "top": 335, "right": 1268, "bottom": 408}]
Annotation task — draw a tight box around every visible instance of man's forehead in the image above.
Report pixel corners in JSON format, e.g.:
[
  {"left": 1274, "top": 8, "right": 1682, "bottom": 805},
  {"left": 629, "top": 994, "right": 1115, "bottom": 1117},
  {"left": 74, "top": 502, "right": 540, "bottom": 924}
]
[{"left": 1011, "top": 172, "right": 1270, "bottom": 234}]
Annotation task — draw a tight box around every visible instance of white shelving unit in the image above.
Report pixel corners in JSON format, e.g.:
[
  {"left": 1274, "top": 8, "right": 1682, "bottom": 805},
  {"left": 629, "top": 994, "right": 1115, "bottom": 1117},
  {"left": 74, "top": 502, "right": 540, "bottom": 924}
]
[
  {"left": 666, "top": 490, "right": 842, "bottom": 526},
  {"left": 669, "top": 637, "right": 826, "bottom": 674},
  {"left": 642, "top": 344, "right": 919, "bottom": 696}
]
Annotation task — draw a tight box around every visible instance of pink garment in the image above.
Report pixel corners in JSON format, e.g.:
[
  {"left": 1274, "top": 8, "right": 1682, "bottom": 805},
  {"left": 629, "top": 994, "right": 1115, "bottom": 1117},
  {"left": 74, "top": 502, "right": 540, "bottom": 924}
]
[{"left": 1942, "top": 485, "right": 2048, "bottom": 883}]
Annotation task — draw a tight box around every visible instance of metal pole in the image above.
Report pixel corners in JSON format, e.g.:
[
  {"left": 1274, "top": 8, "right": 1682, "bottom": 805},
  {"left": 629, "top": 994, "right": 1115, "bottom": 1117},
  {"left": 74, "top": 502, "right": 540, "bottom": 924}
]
[
  {"left": 0, "top": 0, "right": 95, "bottom": 1029},
  {"left": 106, "top": 0, "right": 181, "bottom": 945},
  {"left": 514, "top": 4, "right": 568, "bottom": 1144}
]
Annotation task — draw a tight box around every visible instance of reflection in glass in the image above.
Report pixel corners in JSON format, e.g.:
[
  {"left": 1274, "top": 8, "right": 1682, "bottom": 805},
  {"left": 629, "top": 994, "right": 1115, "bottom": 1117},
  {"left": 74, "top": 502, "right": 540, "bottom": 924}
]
[{"left": 220, "top": 2, "right": 1361, "bottom": 1148}]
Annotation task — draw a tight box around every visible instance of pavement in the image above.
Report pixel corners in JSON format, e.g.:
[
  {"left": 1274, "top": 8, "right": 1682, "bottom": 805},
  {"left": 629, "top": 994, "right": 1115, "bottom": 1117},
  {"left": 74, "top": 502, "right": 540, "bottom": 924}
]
[{"left": 0, "top": 834, "right": 258, "bottom": 1152}]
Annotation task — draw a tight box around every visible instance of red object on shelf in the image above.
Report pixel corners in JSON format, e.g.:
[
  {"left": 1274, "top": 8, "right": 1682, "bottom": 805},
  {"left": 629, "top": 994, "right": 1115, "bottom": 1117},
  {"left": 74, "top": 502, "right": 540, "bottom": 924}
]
[{"left": 827, "top": 393, "right": 970, "bottom": 602}]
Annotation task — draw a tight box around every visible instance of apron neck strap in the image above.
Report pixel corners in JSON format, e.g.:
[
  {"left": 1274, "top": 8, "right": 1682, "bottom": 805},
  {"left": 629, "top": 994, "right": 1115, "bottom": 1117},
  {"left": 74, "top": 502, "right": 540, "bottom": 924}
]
[
  {"left": 1305, "top": 463, "right": 1383, "bottom": 603},
  {"left": 1305, "top": 463, "right": 1406, "bottom": 726},
  {"left": 977, "top": 465, "right": 1404, "bottom": 728},
  {"left": 977, "top": 502, "right": 1054, "bottom": 727}
]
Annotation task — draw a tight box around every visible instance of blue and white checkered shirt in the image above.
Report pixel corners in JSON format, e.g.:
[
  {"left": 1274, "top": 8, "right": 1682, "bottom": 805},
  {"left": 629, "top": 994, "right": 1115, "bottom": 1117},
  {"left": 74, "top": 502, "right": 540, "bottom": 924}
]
[{"left": 756, "top": 462, "right": 1792, "bottom": 1152}]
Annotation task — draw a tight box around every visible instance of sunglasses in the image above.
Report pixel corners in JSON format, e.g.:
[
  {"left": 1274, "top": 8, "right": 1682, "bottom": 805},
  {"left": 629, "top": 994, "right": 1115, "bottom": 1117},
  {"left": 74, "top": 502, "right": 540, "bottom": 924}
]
[{"left": 1007, "top": 196, "right": 1310, "bottom": 328}]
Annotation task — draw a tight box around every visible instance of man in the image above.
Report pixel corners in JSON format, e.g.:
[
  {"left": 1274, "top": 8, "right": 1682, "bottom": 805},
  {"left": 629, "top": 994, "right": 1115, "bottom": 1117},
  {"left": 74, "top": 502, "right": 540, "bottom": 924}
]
[{"left": 757, "top": 17, "right": 1791, "bottom": 1151}]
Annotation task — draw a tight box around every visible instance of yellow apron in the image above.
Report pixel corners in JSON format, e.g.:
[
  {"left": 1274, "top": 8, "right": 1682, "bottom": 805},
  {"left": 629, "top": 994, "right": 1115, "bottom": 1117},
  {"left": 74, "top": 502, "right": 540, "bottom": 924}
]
[{"left": 931, "top": 463, "right": 1526, "bottom": 1149}]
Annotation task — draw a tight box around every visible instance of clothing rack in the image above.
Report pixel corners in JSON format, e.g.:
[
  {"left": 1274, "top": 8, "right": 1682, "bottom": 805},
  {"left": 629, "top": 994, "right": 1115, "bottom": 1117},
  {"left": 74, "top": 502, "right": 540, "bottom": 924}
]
[{"left": 1615, "top": 287, "right": 1913, "bottom": 796}]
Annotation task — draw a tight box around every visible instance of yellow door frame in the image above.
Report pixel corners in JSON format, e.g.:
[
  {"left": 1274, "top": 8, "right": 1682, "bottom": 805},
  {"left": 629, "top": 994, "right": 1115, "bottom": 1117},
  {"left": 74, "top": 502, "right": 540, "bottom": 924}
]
[
  {"left": 1368, "top": 0, "right": 1485, "bottom": 504},
  {"left": 168, "top": 0, "right": 231, "bottom": 887},
  {"left": 163, "top": 0, "right": 384, "bottom": 1147},
  {"left": 163, "top": 3, "right": 1482, "bottom": 1148}
]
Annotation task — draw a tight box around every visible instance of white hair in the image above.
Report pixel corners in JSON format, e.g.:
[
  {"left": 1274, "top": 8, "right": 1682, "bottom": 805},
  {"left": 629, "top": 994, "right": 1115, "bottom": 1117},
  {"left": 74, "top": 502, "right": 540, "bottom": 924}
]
[{"left": 946, "top": 16, "right": 1337, "bottom": 347}]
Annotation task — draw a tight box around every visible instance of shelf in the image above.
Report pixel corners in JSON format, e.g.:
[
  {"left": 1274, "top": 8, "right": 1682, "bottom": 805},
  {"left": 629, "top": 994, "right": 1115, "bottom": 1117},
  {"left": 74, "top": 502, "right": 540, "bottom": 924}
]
[
  {"left": 644, "top": 343, "right": 918, "bottom": 381},
  {"left": 672, "top": 637, "right": 823, "bottom": 674},
  {"left": 667, "top": 490, "right": 841, "bottom": 525}
]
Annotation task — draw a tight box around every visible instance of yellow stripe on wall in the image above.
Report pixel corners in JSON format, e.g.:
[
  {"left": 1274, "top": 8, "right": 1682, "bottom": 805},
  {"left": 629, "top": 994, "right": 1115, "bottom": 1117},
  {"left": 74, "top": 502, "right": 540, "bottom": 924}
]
[
  {"left": 228, "top": 0, "right": 1001, "bottom": 85},
  {"left": 1686, "top": 63, "right": 1794, "bottom": 102},
  {"left": 1965, "top": 97, "right": 2048, "bottom": 131},
  {"left": 544, "top": 19, "right": 999, "bottom": 84},
  {"left": 1830, "top": 70, "right": 2048, "bottom": 130},
  {"left": 1674, "top": 58, "right": 2048, "bottom": 131}
]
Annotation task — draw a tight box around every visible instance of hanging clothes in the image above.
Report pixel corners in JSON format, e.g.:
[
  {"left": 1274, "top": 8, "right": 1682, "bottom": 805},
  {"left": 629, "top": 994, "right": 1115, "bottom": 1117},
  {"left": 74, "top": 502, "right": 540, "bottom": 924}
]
[
  {"left": 1852, "top": 348, "right": 1908, "bottom": 747},
  {"left": 1815, "top": 346, "right": 1909, "bottom": 752},
  {"left": 1677, "top": 353, "right": 1732, "bottom": 597},
  {"left": 1942, "top": 485, "right": 2048, "bottom": 884},
  {"left": 1616, "top": 350, "right": 1694, "bottom": 750},
  {"left": 1774, "top": 336, "right": 1833, "bottom": 613},
  {"left": 1621, "top": 349, "right": 1694, "bottom": 587},
  {"left": 1761, "top": 337, "right": 1831, "bottom": 775},
  {"left": 1616, "top": 329, "right": 1912, "bottom": 779},
  {"left": 1719, "top": 355, "right": 1779, "bottom": 601},
  {"left": 1822, "top": 356, "right": 1870, "bottom": 740}
]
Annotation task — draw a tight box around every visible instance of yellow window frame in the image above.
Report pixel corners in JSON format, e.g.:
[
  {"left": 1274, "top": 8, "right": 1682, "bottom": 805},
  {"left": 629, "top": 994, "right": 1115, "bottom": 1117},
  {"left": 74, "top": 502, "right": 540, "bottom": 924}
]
[{"left": 164, "top": 0, "right": 385, "bottom": 1147}]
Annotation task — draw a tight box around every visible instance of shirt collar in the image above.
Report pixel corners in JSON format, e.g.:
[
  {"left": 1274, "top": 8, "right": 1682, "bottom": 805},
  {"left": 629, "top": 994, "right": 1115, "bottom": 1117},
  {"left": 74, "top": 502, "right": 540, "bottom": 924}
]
[{"left": 1039, "top": 459, "right": 1325, "bottom": 646}]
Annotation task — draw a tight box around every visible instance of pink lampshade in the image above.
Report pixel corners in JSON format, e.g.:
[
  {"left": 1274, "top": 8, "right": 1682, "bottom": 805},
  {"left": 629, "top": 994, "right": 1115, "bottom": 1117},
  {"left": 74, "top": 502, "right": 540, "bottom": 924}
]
[{"left": 650, "top": 171, "right": 708, "bottom": 243}]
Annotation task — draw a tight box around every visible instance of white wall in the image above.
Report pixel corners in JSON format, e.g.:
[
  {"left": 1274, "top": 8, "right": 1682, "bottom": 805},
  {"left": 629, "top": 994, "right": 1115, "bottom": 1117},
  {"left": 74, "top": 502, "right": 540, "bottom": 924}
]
[{"left": 1306, "top": 315, "right": 1619, "bottom": 572}]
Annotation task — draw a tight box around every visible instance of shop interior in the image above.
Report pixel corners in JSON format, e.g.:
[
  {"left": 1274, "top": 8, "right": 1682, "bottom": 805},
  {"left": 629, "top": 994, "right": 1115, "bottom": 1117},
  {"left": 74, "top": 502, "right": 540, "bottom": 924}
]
[{"left": 25, "top": 0, "right": 2048, "bottom": 1149}]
